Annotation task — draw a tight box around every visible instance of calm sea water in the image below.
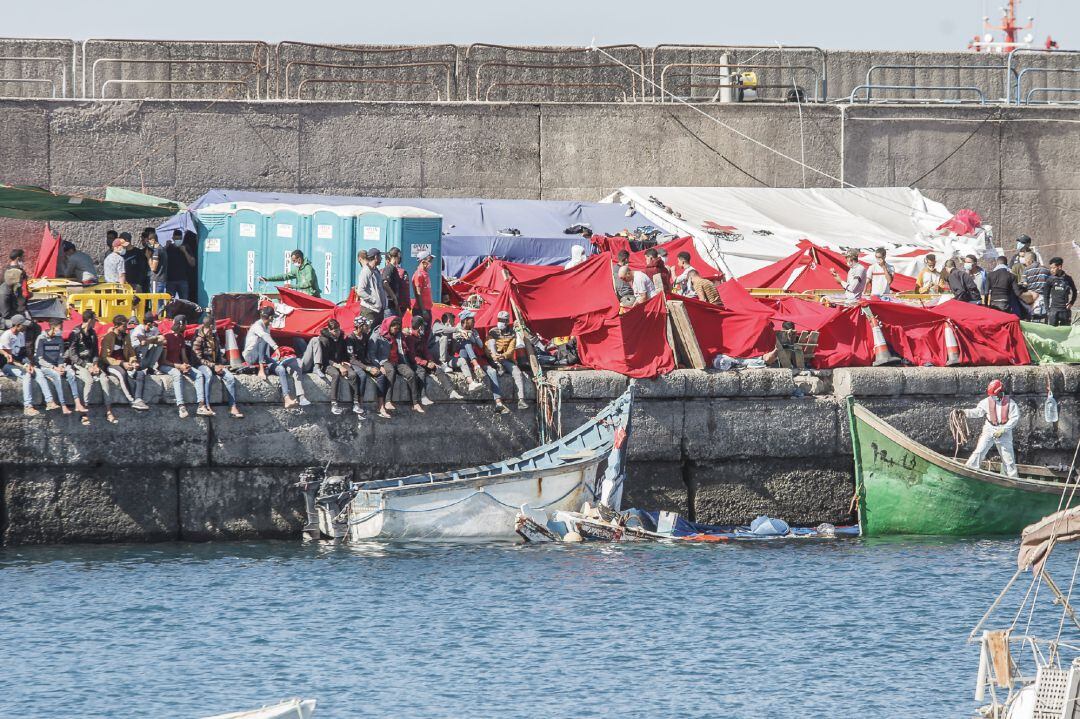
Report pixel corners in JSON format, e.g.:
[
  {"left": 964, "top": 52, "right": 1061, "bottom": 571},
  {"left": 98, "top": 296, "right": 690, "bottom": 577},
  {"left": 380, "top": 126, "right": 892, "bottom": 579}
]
[{"left": 0, "top": 537, "right": 1054, "bottom": 718}]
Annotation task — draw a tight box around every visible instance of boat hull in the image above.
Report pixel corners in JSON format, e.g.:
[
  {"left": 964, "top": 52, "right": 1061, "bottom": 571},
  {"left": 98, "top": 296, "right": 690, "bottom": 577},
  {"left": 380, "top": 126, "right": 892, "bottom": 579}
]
[
  {"left": 848, "top": 399, "right": 1076, "bottom": 536},
  {"left": 347, "top": 463, "right": 601, "bottom": 541}
]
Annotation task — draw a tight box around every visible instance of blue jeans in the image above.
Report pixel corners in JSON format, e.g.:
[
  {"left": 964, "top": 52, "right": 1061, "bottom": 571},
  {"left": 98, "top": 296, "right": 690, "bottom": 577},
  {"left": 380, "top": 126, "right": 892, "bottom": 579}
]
[
  {"left": 165, "top": 280, "right": 189, "bottom": 302},
  {"left": 268, "top": 358, "right": 304, "bottom": 399},
  {"left": 243, "top": 339, "right": 274, "bottom": 366},
  {"left": 215, "top": 367, "right": 238, "bottom": 407},
  {"left": 37, "top": 365, "right": 77, "bottom": 405},
  {"left": 3, "top": 364, "right": 53, "bottom": 407},
  {"left": 148, "top": 280, "right": 167, "bottom": 313},
  {"left": 454, "top": 356, "right": 501, "bottom": 398},
  {"left": 164, "top": 365, "right": 204, "bottom": 405}
]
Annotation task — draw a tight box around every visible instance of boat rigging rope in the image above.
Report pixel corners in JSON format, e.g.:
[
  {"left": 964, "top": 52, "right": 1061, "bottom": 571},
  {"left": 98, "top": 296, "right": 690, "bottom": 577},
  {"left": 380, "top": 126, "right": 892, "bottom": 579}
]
[{"left": 948, "top": 409, "right": 970, "bottom": 459}]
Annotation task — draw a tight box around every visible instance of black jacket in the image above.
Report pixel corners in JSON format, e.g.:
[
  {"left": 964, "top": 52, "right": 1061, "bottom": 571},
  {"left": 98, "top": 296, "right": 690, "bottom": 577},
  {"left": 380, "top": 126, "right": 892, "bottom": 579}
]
[
  {"left": 64, "top": 324, "right": 99, "bottom": 366},
  {"left": 1044, "top": 271, "right": 1078, "bottom": 310},
  {"left": 947, "top": 270, "right": 981, "bottom": 303},
  {"left": 316, "top": 328, "right": 348, "bottom": 367},
  {"left": 987, "top": 267, "right": 1024, "bottom": 306},
  {"left": 343, "top": 332, "right": 377, "bottom": 368}
]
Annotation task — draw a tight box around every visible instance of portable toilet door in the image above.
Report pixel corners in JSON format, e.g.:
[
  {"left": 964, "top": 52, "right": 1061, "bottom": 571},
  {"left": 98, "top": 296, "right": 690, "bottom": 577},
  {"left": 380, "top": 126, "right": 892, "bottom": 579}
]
[
  {"left": 265, "top": 208, "right": 308, "bottom": 293},
  {"left": 231, "top": 208, "right": 269, "bottom": 297},
  {"left": 396, "top": 214, "right": 443, "bottom": 304},
  {"left": 310, "top": 209, "right": 353, "bottom": 303},
  {"left": 354, "top": 211, "right": 390, "bottom": 262},
  {"left": 195, "top": 211, "right": 231, "bottom": 306}
]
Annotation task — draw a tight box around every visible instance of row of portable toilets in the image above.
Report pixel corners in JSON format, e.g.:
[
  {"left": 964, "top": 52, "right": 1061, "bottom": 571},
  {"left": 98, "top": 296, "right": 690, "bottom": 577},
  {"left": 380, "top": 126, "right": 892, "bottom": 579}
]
[{"left": 194, "top": 202, "right": 443, "bottom": 305}]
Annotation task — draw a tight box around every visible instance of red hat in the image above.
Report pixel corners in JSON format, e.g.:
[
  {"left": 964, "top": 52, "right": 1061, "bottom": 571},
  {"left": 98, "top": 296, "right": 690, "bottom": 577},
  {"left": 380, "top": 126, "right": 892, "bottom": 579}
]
[{"left": 987, "top": 379, "right": 1004, "bottom": 396}]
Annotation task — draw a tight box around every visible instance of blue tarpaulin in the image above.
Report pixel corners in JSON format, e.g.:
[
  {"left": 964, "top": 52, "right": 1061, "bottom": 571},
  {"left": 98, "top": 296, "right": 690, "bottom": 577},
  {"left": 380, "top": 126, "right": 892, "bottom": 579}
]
[{"left": 157, "top": 189, "right": 643, "bottom": 277}]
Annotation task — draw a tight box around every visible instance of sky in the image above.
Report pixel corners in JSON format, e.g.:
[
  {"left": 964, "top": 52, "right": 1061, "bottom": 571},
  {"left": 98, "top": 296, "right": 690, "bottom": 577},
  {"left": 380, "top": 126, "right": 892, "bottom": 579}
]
[{"left": 6, "top": 0, "right": 1076, "bottom": 50}]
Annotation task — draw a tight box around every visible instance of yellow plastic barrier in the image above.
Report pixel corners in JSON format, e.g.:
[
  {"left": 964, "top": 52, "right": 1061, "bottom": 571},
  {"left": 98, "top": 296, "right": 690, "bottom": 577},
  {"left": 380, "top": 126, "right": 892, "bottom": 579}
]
[{"left": 66, "top": 292, "right": 173, "bottom": 323}]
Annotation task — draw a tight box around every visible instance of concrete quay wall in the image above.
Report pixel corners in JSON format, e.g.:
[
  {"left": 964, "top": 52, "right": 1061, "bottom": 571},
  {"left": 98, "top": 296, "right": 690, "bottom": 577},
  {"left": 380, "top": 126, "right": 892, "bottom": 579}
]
[
  {"left": 1, "top": 365, "right": 1077, "bottom": 546},
  {"left": 2, "top": 99, "right": 1079, "bottom": 265}
]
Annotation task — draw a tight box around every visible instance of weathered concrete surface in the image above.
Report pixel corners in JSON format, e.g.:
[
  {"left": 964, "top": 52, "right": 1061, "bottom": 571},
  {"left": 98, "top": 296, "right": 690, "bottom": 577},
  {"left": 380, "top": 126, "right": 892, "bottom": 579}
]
[
  {"left": 3, "top": 467, "right": 178, "bottom": 544},
  {"left": 1, "top": 365, "right": 1076, "bottom": 545},
  {"left": 3, "top": 100, "right": 1080, "bottom": 265},
  {"left": 690, "top": 457, "right": 855, "bottom": 527}
]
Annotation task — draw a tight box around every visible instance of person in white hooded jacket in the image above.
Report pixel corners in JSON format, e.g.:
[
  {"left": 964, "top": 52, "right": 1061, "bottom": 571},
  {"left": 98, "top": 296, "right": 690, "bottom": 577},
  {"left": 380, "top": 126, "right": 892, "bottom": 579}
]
[
  {"left": 964, "top": 379, "right": 1020, "bottom": 478},
  {"left": 564, "top": 245, "right": 587, "bottom": 270}
]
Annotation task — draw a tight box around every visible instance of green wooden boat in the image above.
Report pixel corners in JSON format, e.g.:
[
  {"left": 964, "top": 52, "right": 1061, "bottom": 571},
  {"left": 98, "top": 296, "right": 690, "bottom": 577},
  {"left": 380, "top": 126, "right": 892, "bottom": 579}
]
[{"left": 847, "top": 397, "right": 1077, "bottom": 536}]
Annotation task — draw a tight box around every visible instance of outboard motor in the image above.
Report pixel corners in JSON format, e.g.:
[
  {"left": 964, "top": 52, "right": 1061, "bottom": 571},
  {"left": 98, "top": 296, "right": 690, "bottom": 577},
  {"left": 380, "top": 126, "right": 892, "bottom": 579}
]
[
  {"left": 295, "top": 466, "right": 326, "bottom": 542},
  {"left": 315, "top": 475, "right": 355, "bottom": 542}
]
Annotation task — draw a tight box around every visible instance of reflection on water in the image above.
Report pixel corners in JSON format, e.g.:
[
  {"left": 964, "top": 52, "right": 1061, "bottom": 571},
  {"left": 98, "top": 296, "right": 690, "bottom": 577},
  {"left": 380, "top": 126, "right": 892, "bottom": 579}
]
[{"left": 0, "top": 536, "right": 1050, "bottom": 719}]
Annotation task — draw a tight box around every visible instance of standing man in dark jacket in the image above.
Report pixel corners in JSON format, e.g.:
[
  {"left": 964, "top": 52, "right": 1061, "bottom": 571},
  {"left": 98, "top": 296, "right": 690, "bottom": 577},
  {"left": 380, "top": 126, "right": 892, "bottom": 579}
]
[
  {"left": 125, "top": 232, "right": 149, "bottom": 292},
  {"left": 381, "top": 248, "right": 410, "bottom": 317},
  {"left": 948, "top": 259, "right": 983, "bottom": 304},
  {"left": 987, "top": 256, "right": 1025, "bottom": 315},
  {"left": 1044, "top": 257, "right": 1077, "bottom": 327}
]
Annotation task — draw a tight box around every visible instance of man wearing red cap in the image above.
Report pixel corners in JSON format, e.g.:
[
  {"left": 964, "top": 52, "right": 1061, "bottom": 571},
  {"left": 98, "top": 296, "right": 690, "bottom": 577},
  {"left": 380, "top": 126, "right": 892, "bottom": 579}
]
[{"left": 963, "top": 379, "right": 1019, "bottom": 477}]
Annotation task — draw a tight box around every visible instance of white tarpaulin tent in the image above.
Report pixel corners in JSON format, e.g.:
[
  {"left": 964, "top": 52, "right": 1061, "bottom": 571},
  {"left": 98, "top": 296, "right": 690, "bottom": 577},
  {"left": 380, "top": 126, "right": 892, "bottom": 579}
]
[{"left": 602, "top": 186, "right": 992, "bottom": 278}]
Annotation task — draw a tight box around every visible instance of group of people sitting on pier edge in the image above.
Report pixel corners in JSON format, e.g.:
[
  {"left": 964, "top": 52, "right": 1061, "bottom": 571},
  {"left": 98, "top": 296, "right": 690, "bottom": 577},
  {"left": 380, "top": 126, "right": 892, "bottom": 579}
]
[
  {"left": 0, "top": 223, "right": 1074, "bottom": 420},
  {"left": 1, "top": 308, "right": 244, "bottom": 424},
  {"left": 830, "top": 237, "right": 1076, "bottom": 324}
]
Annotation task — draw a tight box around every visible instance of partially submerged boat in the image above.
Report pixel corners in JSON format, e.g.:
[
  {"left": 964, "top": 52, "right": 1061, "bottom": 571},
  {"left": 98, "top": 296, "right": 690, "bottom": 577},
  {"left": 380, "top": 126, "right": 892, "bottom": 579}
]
[
  {"left": 200, "top": 698, "right": 316, "bottom": 719},
  {"left": 515, "top": 504, "right": 858, "bottom": 543},
  {"left": 297, "top": 388, "right": 633, "bottom": 542},
  {"left": 847, "top": 397, "right": 1078, "bottom": 536}
]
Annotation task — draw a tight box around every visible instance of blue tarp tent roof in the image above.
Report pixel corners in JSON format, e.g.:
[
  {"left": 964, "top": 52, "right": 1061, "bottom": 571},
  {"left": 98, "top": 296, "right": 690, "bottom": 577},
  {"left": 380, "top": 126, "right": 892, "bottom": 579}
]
[{"left": 157, "top": 189, "right": 644, "bottom": 277}]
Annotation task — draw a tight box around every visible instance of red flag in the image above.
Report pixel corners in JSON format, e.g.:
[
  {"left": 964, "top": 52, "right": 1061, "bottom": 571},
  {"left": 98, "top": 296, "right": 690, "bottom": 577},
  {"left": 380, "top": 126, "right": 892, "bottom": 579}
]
[{"left": 33, "top": 225, "right": 61, "bottom": 279}]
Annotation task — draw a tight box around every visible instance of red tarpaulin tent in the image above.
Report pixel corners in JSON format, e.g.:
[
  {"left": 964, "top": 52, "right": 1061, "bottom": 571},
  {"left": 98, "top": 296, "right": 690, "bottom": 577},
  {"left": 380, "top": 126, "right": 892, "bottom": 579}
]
[
  {"left": 676, "top": 292, "right": 774, "bottom": 360},
  {"left": 576, "top": 292, "right": 675, "bottom": 378},
  {"left": 511, "top": 254, "right": 618, "bottom": 337},
  {"left": 736, "top": 239, "right": 917, "bottom": 293},
  {"left": 928, "top": 299, "right": 1031, "bottom": 366}
]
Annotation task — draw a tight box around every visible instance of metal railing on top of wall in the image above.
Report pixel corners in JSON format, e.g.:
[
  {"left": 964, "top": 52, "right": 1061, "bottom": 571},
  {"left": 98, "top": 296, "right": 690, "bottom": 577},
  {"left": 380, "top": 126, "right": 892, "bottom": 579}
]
[
  {"left": 0, "top": 38, "right": 75, "bottom": 99},
  {"left": 0, "top": 39, "right": 1075, "bottom": 105},
  {"left": 81, "top": 38, "right": 271, "bottom": 99}
]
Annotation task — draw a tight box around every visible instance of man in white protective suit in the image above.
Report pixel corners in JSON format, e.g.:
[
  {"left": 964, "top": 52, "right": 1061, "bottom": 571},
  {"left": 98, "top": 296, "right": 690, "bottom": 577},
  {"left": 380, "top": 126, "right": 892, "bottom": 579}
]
[{"left": 964, "top": 379, "right": 1020, "bottom": 478}]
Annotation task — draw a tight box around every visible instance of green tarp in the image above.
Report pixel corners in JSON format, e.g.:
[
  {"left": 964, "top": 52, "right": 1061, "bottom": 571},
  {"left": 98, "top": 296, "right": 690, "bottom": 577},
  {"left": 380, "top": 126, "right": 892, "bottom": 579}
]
[
  {"left": 1021, "top": 320, "right": 1080, "bottom": 364},
  {"left": 0, "top": 184, "right": 179, "bottom": 221},
  {"left": 105, "top": 187, "right": 185, "bottom": 210}
]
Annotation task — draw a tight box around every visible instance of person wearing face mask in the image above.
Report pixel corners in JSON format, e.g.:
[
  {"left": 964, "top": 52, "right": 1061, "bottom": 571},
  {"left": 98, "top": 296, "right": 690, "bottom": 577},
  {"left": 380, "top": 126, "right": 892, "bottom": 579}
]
[
  {"left": 103, "top": 236, "right": 128, "bottom": 285},
  {"left": 948, "top": 255, "right": 983, "bottom": 303},
  {"left": 261, "top": 250, "right": 321, "bottom": 298},
  {"left": 915, "top": 254, "right": 941, "bottom": 295},
  {"left": 867, "top": 247, "right": 894, "bottom": 297},
  {"left": 829, "top": 250, "right": 867, "bottom": 301},
  {"left": 1010, "top": 234, "right": 1043, "bottom": 269},
  {"left": 485, "top": 310, "right": 528, "bottom": 411}
]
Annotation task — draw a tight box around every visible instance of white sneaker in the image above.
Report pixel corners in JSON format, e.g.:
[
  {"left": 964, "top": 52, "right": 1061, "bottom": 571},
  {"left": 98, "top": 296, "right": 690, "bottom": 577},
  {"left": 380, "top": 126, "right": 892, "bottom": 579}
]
[
  {"left": 449, "top": 390, "right": 464, "bottom": 400},
  {"left": 420, "top": 396, "right": 434, "bottom": 406},
  {"left": 467, "top": 381, "right": 483, "bottom": 392},
  {"left": 353, "top": 403, "right": 365, "bottom": 416},
  {"left": 331, "top": 402, "right": 344, "bottom": 415},
  {"left": 517, "top": 399, "right": 529, "bottom": 410},
  {"left": 178, "top": 405, "right": 189, "bottom": 419},
  {"left": 298, "top": 396, "right": 312, "bottom": 407},
  {"left": 132, "top": 399, "right": 149, "bottom": 411}
]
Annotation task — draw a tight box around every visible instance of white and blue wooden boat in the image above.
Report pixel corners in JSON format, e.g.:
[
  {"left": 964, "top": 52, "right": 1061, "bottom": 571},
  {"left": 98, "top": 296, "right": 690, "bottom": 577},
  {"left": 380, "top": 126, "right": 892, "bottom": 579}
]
[{"left": 301, "top": 388, "right": 634, "bottom": 542}]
